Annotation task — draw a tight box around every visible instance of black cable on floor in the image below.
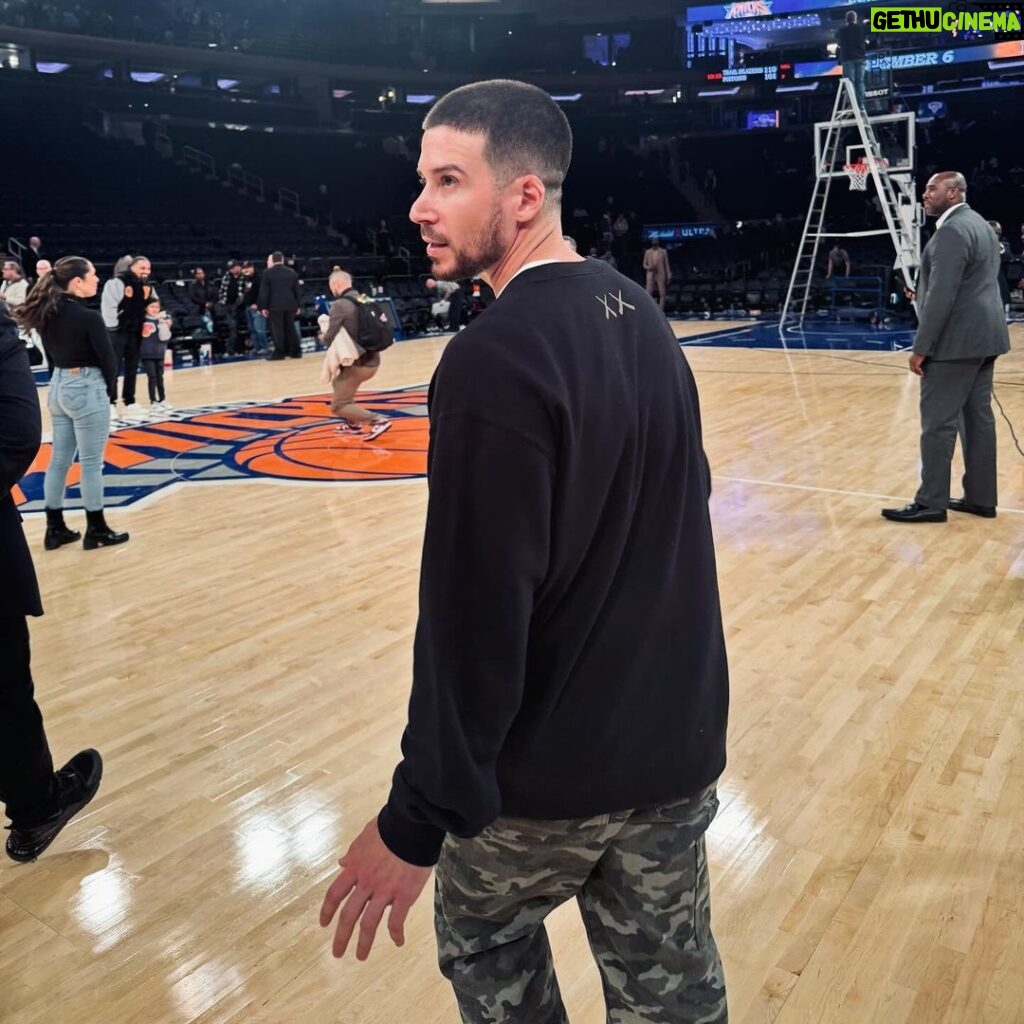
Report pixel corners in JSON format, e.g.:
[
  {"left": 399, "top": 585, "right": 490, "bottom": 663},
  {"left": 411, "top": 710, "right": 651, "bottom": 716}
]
[{"left": 994, "top": 389, "right": 1024, "bottom": 461}]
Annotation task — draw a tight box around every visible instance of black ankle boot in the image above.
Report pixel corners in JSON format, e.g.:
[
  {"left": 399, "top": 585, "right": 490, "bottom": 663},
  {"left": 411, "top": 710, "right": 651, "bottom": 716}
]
[
  {"left": 83, "top": 509, "right": 129, "bottom": 550},
  {"left": 44, "top": 508, "right": 81, "bottom": 550}
]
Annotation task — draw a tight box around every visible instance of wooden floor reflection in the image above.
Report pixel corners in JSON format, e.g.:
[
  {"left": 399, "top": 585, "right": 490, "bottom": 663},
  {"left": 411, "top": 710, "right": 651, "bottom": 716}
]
[{"left": 3, "top": 323, "right": 1023, "bottom": 1024}]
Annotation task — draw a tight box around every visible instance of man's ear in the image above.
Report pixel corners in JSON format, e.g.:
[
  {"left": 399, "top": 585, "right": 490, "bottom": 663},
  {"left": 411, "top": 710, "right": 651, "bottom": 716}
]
[{"left": 512, "top": 174, "right": 547, "bottom": 224}]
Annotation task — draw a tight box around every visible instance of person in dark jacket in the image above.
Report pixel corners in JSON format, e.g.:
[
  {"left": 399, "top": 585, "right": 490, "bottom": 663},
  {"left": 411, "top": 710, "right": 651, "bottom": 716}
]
[
  {"left": 22, "top": 236, "right": 43, "bottom": 282},
  {"left": 99, "top": 255, "right": 156, "bottom": 420},
  {"left": 257, "top": 251, "right": 302, "bottom": 359},
  {"left": 187, "top": 267, "right": 216, "bottom": 316},
  {"left": 241, "top": 261, "right": 267, "bottom": 355},
  {"left": 0, "top": 297, "right": 103, "bottom": 862},
  {"left": 836, "top": 11, "right": 869, "bottom": 106},
  {"left": 320, "top": 80, "right": 730, "bottom": 1024},
  {"left": 988, "top": 220, "right": 1012, "bottom": 315},
  {"left": 140, "top": 296, "right": 173, "bottom": 414},
  {"left": 216, "top": 260, "right": 246, "bottom": 357}
]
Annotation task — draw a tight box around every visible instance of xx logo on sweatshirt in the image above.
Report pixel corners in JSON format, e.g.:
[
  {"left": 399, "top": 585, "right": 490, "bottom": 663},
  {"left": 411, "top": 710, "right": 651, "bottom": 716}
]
[
  {"left": 596, "top": 290, "right": 637, "bottom": 319},
  {"left": 14, "top": 386, "right": 429, "bottom": 513}
]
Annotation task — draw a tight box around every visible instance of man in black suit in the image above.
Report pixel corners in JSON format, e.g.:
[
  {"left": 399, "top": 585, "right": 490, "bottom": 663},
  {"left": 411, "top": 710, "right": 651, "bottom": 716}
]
[
  {"left": 22, "top": 236, "right": 43, "bottom": 282},
  {"left": 0, "top": 301, "right": 102, "bottom": 862},
  {"left": 258, "top": 251, "right": 302, "bottom": 360},
  {"left": 882, "top": 171, "right": 1011, "bottom": 523}
]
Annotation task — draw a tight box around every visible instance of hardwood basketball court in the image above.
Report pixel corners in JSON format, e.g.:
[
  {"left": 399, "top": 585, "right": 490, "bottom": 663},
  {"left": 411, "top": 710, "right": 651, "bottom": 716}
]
[{"left": 3, "top": 322, "right": 1023, "bottom": 1024}]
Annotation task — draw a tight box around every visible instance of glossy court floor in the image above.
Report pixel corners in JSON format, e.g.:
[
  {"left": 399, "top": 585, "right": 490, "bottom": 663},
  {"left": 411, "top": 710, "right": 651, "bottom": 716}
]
[{"left": 4, "top": 320, "right": 1024, "bottom": 1024}]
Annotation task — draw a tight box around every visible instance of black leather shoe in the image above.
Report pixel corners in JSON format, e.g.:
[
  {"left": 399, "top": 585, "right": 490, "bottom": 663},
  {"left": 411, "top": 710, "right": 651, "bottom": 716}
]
[
  {"left": 881, "top": 502, "right": 947, "bottom": 523},
  {"left": 43, "top": 508, "right": 81, "bottom": 550},
  {"left": 44, "top": 525, "right": 81, "bottom": 549},
  {"left": 83, "top": 509, "right": 129, "bottom": 549},
  {"left": 948, "top": 498, "right": 996, "bottom": 518},
  {"left": 5, "top": 749, "right": 103, "bottom": 862}
]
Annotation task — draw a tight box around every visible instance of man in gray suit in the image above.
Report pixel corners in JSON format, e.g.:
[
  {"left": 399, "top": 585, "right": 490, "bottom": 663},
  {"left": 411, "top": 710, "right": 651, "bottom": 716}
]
[{"left": 882, "top": 171, "right": 1011, "bottom": 523}]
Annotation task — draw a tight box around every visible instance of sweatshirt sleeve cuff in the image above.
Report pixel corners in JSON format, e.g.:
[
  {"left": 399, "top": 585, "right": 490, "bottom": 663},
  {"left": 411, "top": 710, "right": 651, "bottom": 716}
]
[{"left": 377, "top": 804, "right": 446, "bottom": 868}]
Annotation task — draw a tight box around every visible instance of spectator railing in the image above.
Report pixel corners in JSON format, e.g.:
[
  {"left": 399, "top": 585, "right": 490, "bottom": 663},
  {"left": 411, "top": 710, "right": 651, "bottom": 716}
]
[
  {"left": 278, "top": 187, "right": 301, "bottom": 217},
  {"left": 182, "top": 146, "right": 216, "bottom": 179}
]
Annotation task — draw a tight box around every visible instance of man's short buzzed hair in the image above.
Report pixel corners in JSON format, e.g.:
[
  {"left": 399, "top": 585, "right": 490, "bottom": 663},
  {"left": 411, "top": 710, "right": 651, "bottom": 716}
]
[
  {"left": 423, "top": 79, "right": 573, "bottom": 209},
  {"left": 846, "top": 11, "right": 857, "bottom": 23},
  {"left": 270, "top": 251, "right": 284, "bottom": 264},
  {"left": 329, "top": 270, "right": 352, "bottom": 289}
]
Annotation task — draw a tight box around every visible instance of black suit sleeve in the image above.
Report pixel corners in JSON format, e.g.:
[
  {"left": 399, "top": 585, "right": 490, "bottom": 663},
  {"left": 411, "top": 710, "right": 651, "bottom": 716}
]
[
  {"left": 291, "top": 274, "right": 302, "bottom": 310},
  {"left": 257, "top": 274, "right": 269, "bottom": 310}
]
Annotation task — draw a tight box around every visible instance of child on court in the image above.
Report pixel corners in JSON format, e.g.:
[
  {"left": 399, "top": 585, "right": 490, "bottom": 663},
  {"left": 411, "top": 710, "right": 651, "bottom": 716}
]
[{"left": 140, "top": 297, "right": 173, "bottom": 416}]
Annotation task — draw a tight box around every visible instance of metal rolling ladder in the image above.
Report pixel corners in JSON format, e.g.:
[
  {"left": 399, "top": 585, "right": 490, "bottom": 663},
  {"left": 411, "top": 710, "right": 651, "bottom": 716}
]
[{"left": 780, "top": 77, "right": 921, "bottom": 328}]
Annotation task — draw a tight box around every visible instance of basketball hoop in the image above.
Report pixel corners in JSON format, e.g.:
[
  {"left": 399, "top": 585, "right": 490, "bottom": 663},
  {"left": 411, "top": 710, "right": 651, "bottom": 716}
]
[{"left": 842, "top": 158, "right": 889, "bottom": 191}]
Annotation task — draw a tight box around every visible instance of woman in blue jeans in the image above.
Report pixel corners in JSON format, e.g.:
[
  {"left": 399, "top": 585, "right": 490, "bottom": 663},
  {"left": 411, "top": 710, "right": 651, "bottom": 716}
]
[{"left": 14, "top": 257, "right": 128, "bottom": 550}]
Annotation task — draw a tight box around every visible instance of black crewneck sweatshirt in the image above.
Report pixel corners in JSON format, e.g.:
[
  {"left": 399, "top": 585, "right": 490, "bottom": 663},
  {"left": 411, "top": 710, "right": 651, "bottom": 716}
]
[{"left": 378, "top": 259, "right": 729, "bottom": 867}]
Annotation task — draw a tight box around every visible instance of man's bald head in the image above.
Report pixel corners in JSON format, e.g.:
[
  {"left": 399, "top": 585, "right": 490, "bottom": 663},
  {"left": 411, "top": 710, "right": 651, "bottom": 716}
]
[
  {"left": 922, "top": 171, "right": 967, "bottom": 219},
  {"left": 934, "top": 171, "right": 967, "bottom": 193},
  {"left": 329, "top": 270, "right": 353, "bottom": 296}
]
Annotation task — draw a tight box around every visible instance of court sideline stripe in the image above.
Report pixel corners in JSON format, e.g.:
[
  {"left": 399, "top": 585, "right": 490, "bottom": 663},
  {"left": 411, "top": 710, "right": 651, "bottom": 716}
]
[{"left": 713, "top": 474, "right": 1024, "bottom": 514}]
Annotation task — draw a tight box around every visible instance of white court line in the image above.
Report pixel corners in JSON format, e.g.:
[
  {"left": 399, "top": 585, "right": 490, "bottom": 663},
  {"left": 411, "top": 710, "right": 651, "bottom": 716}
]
[
  {"left": 677, "top": 327, "right": 757, "bottom": 345},
  {"left": 713, "top": 474, "right": 1024, "bottom": 515}
]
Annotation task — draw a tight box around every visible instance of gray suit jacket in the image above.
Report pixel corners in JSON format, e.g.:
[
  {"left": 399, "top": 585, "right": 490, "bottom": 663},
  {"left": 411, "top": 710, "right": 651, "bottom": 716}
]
[{"left": 913, "top": 203, "right": 1010, "bottom": 360}]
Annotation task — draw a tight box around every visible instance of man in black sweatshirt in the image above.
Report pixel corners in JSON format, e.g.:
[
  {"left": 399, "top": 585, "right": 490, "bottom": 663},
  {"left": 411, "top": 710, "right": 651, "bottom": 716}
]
[{"left": 320, "top": 80, "right": 730, "bottom": 1023}]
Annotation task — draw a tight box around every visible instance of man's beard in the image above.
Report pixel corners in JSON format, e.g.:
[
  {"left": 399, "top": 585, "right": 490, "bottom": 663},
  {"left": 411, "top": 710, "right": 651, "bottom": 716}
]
[{"left": 428, "top": 202, "right": 507, "bottom": 280}]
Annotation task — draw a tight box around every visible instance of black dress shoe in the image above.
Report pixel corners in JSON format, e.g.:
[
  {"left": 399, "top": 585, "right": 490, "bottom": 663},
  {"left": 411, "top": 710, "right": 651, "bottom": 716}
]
[
  {"left": 881, "top": 502, "right": 947, "bottom": 523},
  {"left": 44, "top": 508, "right": 81, "bottom": 550},
  {"left": 83, "top": 510, "right": 129, "bottom": 549},
  {"left": 44, "top": 525, "right": 81, "bottom": 550},
  {"left": 5, "top": 749, "right": 103, "bottom": 862},
  {"left": 948, "top": 498, "right": 996, "bottom": 518}
]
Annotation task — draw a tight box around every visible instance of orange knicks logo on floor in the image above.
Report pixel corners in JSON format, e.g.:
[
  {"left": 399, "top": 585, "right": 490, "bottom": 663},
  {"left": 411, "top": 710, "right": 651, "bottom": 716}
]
[{"left": 14, "top": 387, "right": 429, "bottom": 512}]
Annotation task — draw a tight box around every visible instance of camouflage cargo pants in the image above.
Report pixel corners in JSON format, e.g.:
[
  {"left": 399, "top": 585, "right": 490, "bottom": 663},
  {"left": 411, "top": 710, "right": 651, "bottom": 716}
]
[{"left": 435, "top": 784, "right": 726, "bottom": 1024}]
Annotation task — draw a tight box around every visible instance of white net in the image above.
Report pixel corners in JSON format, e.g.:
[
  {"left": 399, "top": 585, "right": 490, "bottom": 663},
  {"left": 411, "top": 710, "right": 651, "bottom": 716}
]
[
  {"left": 844, "top": 163, "right": 869, "bottom": 190},
  {"left": 843, "top": 158, "right": 889, "bottom": 191}
]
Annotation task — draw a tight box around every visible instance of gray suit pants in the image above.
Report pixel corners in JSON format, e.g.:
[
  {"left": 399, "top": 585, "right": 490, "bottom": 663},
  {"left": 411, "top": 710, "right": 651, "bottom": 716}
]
[{"left": 915, "top": 356, "right": 998, "bottom": 510}]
